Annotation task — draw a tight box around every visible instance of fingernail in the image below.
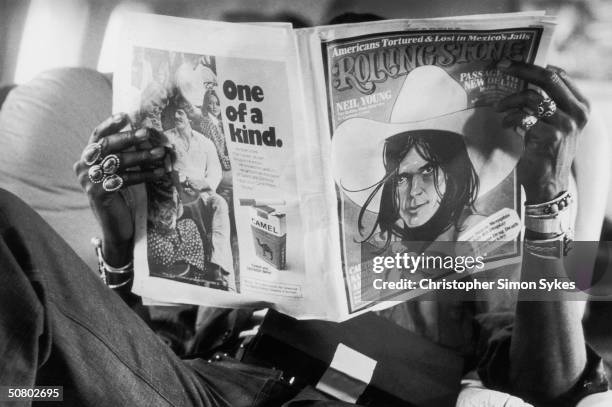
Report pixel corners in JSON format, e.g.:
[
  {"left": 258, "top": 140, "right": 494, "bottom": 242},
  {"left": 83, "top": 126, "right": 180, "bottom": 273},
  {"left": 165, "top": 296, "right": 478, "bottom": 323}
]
[
  {"left": 497, "top": 59, "right": 511, "bottom": 69},
  {"left": 135, "top": 128, "right": 148, "bottom": 140},
  {"left": 150, "top": 147, "right": 165, "bottom": 158},
  {"left": 112, "top": 113, "right": 124, "bottom": 123}
]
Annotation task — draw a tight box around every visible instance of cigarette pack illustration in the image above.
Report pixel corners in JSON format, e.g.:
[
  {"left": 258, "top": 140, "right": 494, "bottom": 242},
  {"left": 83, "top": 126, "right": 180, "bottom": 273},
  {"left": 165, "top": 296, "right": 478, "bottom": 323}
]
[{"left": 248, "top": 205, "right": 287, "bottom": 270}]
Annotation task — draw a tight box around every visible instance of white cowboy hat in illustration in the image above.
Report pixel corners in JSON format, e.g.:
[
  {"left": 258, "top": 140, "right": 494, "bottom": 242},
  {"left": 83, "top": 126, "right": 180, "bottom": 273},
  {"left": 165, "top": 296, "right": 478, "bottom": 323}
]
[
  {"left": 175, "top": 62, "right": 217, "bottom": 107},
  {"left": 331, "top": 65, "right": 523, "bottom": 212}
]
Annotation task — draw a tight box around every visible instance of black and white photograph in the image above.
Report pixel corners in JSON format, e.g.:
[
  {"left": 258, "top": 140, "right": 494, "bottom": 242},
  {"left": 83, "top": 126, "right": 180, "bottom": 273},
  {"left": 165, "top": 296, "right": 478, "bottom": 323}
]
[
  {"left": 128, "top": 47, "right": 238, "bottom": 291},
  {"left": 2, "top": 1, "right": 612, "bottom": 406}
]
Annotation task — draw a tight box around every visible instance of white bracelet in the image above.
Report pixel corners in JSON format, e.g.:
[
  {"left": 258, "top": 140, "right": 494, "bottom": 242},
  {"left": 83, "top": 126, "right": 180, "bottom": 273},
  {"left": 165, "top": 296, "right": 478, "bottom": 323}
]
[
  {"left": 103, "top": 260, "right": 133, "bottom": 274},
  {"left": 524, "top": 209, "right": 573, "bottom": 235},
  {"left": 106, "top": 278, "right": 132, "bottom": 289}
]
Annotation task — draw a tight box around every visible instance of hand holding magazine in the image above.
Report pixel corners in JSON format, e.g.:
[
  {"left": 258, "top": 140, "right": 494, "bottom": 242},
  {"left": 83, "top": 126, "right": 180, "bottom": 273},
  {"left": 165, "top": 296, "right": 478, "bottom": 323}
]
[{"left": 109, "top": 11, "right": 556, "bottom": 321}]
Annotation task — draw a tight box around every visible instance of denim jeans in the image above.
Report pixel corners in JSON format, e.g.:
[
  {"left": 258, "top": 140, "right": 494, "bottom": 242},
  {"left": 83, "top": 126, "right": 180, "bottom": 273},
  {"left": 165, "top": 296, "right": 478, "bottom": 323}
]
[{"left": 0, "top": 189, "right": 305, "bottom": 406}]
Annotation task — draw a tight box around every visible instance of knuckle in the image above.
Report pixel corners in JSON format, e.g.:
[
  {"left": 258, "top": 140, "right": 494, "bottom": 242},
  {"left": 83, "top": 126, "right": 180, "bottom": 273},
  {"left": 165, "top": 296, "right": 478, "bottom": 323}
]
[
  {"left": 121, "top": 173, "right": 133, "bottom": 184},
  {"left": 526, "top": 90, "right": 541, "bottom": 104},
  {"left": 99, "top": 136, "right": 110, "bottom": 154},
  {"left": 126, "top": 130, "right": 137, "bottom": 144},
  {"left": 583, "top": 98, "right": 591, "bottom": 113},
  {"left": 557, "top": 114, "right": 577, "bottom": 134},
  {"left": 574, "top": 106, "right": 589, "bottom": 128},
  {"left": 567, "top": 119, "right": 579, "bottom": 134},
  {"left": 544, "top": 70, "right": 560, "bottom": 87},
  {"left": 120, "top": 130, "right": 139, "bottom": 149},
  {"left": 555, "top": 67, "right": 568, "bottom": 78}
]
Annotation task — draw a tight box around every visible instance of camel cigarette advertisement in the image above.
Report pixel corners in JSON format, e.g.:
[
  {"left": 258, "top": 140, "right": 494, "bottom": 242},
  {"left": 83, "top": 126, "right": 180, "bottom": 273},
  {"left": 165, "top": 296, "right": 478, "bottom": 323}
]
[
  {"left": 323, "top": 22, "right": 551, "bottom": 313},
  {"left": 112, "top": 13, "right": 316, "bottom": 316},
  {"left": 245, "top": 203, "right": 287, "bottom": 270}
]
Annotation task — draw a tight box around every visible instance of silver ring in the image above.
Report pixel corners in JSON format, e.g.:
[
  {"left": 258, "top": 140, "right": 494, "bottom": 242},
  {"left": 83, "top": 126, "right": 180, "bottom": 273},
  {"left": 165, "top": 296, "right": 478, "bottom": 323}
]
[
  {"left": 537, "top": 98, "right": 557, "bottom": 118},
  {"left": 83, "top": 142, "right": 103, "bottom": 166},
  {"left": 88, "top": 165, "right": 104, "bottom": 184},
  {"left": 520, "top": 115, "right": 538, "bottom": 132},
  {"left": 101, "top": 154, "right": 121, "bottom": 175},
  {"left": 102, "top": 174, "right": 124, "bottom": 192}
]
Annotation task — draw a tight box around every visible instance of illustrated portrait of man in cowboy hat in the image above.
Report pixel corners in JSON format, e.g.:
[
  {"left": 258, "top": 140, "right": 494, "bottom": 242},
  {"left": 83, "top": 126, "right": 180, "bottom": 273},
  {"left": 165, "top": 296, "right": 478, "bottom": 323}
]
[
  {"left": 332, "top": 65, "right": 523, "bottom": 276},
  {"left": 365, "top": 128, "right": 479, "bottom": 246}
]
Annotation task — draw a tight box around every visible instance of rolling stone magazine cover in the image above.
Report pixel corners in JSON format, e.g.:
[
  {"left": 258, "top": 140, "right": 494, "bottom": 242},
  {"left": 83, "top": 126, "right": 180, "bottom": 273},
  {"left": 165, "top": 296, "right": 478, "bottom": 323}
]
[{"left": 111, "top": 12, "right": 555, "bottom": 321}]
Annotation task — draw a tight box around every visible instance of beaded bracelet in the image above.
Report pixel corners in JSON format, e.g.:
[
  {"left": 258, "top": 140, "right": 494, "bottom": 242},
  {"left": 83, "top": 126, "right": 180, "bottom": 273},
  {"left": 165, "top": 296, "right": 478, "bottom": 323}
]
[
  {"left": 91, "top": 237, "right": 134, "bottom": 289},
  {"left": 524, "top": 191, "right": 573, "bottom": 216}
]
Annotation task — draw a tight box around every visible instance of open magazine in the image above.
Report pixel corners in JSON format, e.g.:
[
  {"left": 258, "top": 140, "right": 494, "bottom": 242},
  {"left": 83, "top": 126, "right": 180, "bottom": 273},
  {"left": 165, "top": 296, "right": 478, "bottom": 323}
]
[{"left": 111, "top": 12, "right": 555, "bottom": 321}]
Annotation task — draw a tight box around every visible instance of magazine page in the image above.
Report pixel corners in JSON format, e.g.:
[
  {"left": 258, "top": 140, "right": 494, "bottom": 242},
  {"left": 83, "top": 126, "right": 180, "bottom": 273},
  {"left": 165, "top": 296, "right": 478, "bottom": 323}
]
[
  {"left": 113, "top": 13, "right": 332, "bottom": 318},
  {"left": 297, "top": 13, "right": 556, "bottom": 317}
]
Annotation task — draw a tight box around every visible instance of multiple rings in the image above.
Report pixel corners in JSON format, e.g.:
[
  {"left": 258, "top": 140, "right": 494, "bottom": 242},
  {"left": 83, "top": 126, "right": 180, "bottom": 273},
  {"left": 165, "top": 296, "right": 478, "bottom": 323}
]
[
  {"left": 83, "top": 143, "right": 124, "bottom": 192},
  {"left": 520, "top": 114, "right": 538, "bottom": 132},
  {"left": 537, "top": 98, "right": 557, "bottom": 118},
  {"left": 516, "top": 97, "right": 557, "bottom": 136}
]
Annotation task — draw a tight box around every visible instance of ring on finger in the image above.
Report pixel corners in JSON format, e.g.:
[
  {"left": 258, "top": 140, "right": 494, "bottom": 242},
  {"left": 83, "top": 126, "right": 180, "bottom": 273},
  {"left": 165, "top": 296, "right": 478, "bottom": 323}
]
[
  {"left": 88, "top": 165, "right": 105, "bottom": 184},
  {"left": 83, "top": 142, "right": 103, "bottom": 165},
  {"left": 101, "top": 154, "right": 121, "bottom": 175},
  {"left": 519, "top": 114, "right": 538, "bottom": 132},
  {"left": 537, "top": 98, "right": 557, "bottom": 118},
  {"left": 102, "top": 174, "right": 124, "bottom": 192}
]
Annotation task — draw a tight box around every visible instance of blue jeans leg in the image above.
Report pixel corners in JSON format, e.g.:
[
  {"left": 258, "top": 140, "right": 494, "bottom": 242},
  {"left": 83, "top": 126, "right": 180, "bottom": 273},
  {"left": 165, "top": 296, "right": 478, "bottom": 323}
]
[{"left": 0, "top": 189, "right": 276, "bottom": 406}]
